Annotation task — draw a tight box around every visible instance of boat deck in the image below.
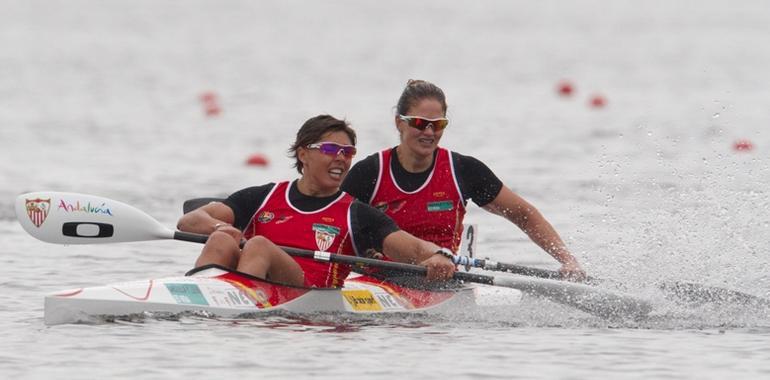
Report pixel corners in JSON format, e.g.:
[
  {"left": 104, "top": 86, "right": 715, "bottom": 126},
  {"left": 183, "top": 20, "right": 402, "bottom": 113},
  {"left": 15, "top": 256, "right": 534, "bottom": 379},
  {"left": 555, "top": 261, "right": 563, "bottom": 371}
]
[{"left": 44, "top": 266, "right": 492, "bottom": 325}]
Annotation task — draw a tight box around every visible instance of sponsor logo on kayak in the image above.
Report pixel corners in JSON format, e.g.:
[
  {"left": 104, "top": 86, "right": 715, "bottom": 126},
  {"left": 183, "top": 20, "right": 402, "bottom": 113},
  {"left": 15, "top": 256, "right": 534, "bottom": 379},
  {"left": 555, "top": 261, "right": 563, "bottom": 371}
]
[
  {"left": 57, "top": 199, "right": 113, "bottom": 216},
  {"left": 257, "top": 211, "right": 274, "bottom": 223},
  {"left": 219, "top": 290, "right": 250, "bottom": 306},
  {"left": 427, "top": 200, "right": 453, "bottom": 212},
  {"left": 165, "top": 283, "right": 209, "bottom": 306},
  {"left": 222, "top": 280, "right": 272, "bottom": 308},
  {"left": 342, "top": 290, "right": 382, "bottom": 311},
  {"left": 223, "top": 289, "right": 266, "bottom": 308},
  {"left": 312, "top": 223, "right": 340, "bottom": 252},
  {"left": 247, "top": 289, "right": 270, "bottom": 308},
  {"left": 25, "top": 198, "right": 51, "bottom": 227},
  {"left": 375, "top": 293, "right": 401, "bottom": 309}
]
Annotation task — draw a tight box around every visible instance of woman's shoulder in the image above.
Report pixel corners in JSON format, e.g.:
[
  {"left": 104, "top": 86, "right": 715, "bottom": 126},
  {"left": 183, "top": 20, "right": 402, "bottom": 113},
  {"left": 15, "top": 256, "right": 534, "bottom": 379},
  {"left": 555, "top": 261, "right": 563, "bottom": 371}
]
[
  {"left": 228, "top": 182, "right": 277, "bottom": 201},
  {"left": 446, "top": 149, "right": 488, "bottom": 169},
  {"left": 346, "top": 151, "right": 380, "bottom": 180},
  {"left": 356, "top": 151, "right": 381, "bottom": 165},
  {"left": 342, "top": 149, "right": 388, "bottom": 202},
  {"left": 235, "top": 182, "right": 278, "bottom": 194}
]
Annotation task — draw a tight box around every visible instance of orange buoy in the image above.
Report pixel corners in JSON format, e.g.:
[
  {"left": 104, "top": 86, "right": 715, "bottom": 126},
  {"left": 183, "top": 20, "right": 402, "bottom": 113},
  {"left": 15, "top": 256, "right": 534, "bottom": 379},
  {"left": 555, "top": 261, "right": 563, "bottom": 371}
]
[
  {"left": 733, "top": 139, "right": 754, "bottom": 152},
  {"left": 246, "top": 153, "right": 270, "bottom": 166},
  {"left": 557, "top": 80, "right": 574, "bottom": 97}
]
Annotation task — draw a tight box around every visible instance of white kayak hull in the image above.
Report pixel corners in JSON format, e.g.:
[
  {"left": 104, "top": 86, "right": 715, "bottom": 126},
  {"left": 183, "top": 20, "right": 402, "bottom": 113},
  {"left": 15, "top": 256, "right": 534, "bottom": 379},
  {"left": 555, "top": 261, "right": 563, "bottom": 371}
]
[{"left": 44, "top": 267, "right": 485, "bottom": 325}]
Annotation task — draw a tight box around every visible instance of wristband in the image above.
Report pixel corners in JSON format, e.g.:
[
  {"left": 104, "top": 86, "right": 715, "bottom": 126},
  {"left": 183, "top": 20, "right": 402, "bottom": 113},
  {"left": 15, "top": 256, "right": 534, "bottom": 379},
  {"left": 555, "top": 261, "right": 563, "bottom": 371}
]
[{"left": 434, "top": 247, "right": 454, "bottom": 260}]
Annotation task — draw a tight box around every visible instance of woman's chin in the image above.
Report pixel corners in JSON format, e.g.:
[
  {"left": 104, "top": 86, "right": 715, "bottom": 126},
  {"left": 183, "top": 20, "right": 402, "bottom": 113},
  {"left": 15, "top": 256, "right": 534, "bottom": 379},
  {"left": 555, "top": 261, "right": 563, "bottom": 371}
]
[
  {"left": 412, "top": 142, "right": 437, "bottom": 156},
  {"left": 322, "top": 176, "right": 344, "bottom": 190}
]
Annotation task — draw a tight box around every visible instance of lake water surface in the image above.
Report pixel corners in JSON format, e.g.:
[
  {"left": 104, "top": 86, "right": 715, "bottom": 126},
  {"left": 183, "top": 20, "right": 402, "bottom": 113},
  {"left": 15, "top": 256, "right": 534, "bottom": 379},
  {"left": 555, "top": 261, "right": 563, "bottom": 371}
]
[{"left": 1, "top": 1, "right": 770, "bottom": 379}]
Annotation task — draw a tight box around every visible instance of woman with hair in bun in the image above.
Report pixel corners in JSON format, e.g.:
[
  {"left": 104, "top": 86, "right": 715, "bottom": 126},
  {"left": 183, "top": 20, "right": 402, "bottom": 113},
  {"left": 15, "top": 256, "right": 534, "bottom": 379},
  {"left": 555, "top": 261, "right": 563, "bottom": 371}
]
[{"left": 341, "top": 81, "right": 585, "bottom": 280}]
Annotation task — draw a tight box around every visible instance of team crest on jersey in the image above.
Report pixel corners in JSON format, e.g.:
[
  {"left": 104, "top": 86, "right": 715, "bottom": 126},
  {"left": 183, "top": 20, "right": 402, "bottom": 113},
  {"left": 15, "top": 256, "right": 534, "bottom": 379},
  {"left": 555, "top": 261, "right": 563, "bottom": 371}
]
[
  {"left": 25, "top": 198, "right": 51, "bottom": 228},
  {"left": 312, "top": 223, "right": 340, "bottom": 252},
  {"left": 257, "top": 211, "right": 275, "bottom": 223}
]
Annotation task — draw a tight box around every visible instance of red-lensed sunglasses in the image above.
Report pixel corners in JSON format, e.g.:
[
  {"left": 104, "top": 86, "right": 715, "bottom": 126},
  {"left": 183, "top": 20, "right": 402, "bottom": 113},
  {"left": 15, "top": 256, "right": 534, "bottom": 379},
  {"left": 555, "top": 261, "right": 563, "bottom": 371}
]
[
  {"left": 398, "top": 115, "right": 450, "bottom": 132},
  {"left": 306, "top": 142, "right": 357, "bottom": 157}
]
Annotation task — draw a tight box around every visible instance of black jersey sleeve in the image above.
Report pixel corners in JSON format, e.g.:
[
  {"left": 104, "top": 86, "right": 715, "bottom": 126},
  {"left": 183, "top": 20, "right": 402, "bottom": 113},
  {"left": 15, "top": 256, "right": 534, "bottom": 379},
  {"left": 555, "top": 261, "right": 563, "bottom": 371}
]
[
  {"left": 452, "top": 152, "right": 503, "bottom": 207},
  {"left": 349, "top": 200, "right": 400, "bottom": 255},
  {"left": 341, "top": 153, "right": 380, "bottom": 202},
  {"left": 222, "top": 183, "right": 276, "bottom": 230}
]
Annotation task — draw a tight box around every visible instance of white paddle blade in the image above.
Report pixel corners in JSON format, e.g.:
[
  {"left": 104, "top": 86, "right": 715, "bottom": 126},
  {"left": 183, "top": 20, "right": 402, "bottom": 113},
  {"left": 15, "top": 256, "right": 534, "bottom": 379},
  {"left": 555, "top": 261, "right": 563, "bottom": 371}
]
[
  {"left": 494, "top": 275, "right": 653, "bottom": 319},
  {"left": 15, "top": 192, "right": 174, "bottom": 244}
]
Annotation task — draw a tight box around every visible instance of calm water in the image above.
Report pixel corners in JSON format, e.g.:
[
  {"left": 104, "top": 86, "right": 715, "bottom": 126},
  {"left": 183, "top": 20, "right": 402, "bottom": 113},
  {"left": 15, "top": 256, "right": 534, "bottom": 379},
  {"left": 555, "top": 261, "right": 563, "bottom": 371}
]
[{"left": 2, "top": 0, "right": 770, "bottom": 378}]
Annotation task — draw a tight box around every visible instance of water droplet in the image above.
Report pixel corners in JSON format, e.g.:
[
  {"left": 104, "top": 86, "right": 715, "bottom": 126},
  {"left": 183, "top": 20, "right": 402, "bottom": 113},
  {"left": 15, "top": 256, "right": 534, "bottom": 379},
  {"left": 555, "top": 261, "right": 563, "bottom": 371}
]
[{"left": 712, "top": 113, "right": 720, "bottom": 119}]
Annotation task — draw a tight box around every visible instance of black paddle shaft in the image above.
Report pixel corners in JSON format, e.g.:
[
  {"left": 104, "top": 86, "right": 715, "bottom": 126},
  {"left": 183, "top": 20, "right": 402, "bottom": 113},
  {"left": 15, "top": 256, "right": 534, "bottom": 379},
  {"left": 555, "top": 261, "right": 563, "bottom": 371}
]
[{"left": 173, "top": 230, "right": 494, "bottom": 285}]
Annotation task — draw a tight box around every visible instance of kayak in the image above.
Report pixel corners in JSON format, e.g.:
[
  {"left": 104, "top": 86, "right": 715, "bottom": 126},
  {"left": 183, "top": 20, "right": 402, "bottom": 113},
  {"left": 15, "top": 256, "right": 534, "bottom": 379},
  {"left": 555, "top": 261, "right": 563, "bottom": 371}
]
[
  {"left": 44, "top": 265, "right": 490, "bottom": 325},
  {"left": 21, "top": 192, "right": 651, "bottom": 323}
]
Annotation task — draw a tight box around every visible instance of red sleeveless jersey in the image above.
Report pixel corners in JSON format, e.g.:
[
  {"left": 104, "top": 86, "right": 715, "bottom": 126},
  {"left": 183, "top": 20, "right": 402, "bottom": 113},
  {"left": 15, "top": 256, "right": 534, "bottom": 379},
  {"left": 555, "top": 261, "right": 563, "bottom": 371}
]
[
  {"left": 370, "top": 147, "right": 466, "bottom": 252},
  {"left": 242, "top": 181, "right": 358, "bottom": 288}
]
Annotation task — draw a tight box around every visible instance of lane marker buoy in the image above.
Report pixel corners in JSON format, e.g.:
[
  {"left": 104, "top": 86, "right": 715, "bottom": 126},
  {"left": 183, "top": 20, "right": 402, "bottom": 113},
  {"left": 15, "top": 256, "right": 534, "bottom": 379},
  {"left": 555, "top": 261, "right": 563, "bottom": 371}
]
[
  {"left": 200, "top": 91, "right": 222, "bottom": 117},
  {"left": 733, "top": 139, "right": 754, "bottom": 152},
  {"left": 589, "top": 94, "right": 607, "bottom": 108},
  {"left": 557, "top": 80, "right": 574, "bottom": 97},
  {"left": 246, "top": 153, "right": 269, "bottom": 166}
]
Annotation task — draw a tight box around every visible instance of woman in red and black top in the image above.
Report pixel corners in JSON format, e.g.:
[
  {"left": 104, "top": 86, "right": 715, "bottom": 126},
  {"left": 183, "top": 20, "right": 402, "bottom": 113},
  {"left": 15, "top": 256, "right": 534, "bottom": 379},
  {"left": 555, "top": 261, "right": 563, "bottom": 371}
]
[
  {"left": 341, "top": 80, "right": 585, "bottom": 280},
  {"left": 177, "top": 115, "right": 456, "bottom": 288}
]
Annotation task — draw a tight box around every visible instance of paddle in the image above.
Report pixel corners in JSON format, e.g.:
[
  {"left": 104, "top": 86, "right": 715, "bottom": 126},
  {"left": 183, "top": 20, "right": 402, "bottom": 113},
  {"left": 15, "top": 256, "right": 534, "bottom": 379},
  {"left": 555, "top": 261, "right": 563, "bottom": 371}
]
[
  {"left": 453, "top": 252, "right": 770, "bottom": 308},
  {"left": 16, "top": 191, "right": 653, "bottom": 319},
  {"left": 451, "top": 220, "right": 770, "bottom": 307},
  {"left": 183, "top": 198, "right": 770, "bottom": 309}
]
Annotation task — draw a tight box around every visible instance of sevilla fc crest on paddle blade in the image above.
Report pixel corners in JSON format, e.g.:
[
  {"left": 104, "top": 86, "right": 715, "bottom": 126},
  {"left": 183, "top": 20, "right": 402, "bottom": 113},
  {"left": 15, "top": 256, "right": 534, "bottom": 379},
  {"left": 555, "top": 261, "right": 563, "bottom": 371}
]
[{"left": 25, "top": 198, "right": 51, "bottom": 227}]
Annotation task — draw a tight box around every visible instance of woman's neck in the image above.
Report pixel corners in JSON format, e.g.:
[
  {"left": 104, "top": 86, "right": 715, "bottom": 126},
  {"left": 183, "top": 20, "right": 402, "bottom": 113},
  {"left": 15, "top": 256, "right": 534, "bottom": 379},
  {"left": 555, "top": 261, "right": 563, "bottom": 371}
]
[
  {"left": 296, "top": 177, "right": 337, "bottom": 197},
  {"left": 396, "top": 145, "right": 434, "bottom": 173}
]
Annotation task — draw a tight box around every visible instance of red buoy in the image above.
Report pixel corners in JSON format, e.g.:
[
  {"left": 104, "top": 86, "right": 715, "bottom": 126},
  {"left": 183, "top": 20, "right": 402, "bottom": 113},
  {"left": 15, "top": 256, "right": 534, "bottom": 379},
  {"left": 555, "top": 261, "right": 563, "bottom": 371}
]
[
  {"left": 200, "top": 91, "right": 222, "bottom": 117},
  {"left": 246, "top": 153, "right": 270, "bottom": 166},
  {"left": 589, "top": 94, "right": 607, "bottom": 108},
  {"left": 733, "top": 139, "right": 754, "bottom": 152},
  {"left": 557, "top": 80, "right": 574, "bottom": 97}
]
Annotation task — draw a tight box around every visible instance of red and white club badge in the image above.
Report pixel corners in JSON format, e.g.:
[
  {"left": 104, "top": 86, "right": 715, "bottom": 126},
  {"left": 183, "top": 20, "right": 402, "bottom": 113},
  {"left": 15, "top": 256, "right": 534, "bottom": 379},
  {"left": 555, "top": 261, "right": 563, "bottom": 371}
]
[{"left": 25, "top": 198, "right": 51, "bottom": 228}]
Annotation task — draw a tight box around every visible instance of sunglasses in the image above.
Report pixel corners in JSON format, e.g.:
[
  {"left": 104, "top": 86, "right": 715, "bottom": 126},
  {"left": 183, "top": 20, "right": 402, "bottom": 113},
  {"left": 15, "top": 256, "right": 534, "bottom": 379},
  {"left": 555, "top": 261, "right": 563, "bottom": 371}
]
[
  {"left": 306, "top": 142, "right": 357, "bottom": 157},
  {"left": 398, "top": 115, "right": 450, "bottom": 132}
]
